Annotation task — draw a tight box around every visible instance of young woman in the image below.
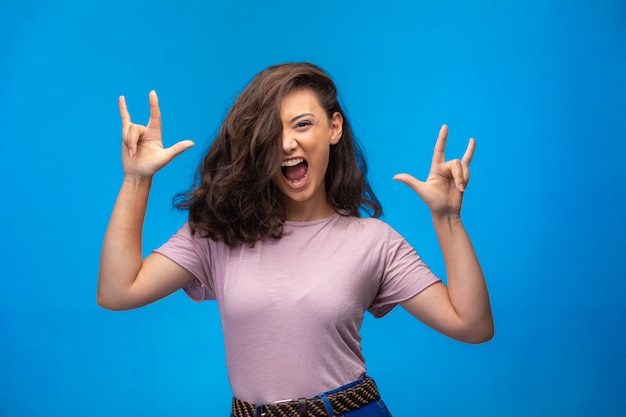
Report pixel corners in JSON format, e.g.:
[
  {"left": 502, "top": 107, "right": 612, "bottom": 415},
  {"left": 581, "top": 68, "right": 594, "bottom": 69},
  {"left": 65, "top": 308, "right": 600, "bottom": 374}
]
[{"left": 98, "top": 62, "right": 493, "bottom": 417}]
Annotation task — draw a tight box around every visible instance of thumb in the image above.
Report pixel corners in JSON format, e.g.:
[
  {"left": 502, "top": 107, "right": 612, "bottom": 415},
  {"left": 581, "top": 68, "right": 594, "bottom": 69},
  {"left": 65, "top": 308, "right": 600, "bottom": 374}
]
[
  {"left": 164, "top": 139, "right": 195, "bottom": 161},
  {"left": 393, "top": 173, "right": 426, "bottom": 196}
]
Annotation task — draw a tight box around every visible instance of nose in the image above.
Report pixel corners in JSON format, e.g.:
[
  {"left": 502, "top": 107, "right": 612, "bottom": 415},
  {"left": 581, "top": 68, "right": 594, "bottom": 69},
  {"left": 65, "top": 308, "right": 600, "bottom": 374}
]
[{"left": 282, "top": 131, "right": 297, "bottom": 153}]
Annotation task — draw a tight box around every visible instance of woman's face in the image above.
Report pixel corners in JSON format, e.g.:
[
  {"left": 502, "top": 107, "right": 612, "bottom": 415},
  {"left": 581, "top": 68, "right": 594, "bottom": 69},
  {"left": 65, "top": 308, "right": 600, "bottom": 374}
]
[{"left": 273, "top": 88, "right": 343, "bottom": 221}]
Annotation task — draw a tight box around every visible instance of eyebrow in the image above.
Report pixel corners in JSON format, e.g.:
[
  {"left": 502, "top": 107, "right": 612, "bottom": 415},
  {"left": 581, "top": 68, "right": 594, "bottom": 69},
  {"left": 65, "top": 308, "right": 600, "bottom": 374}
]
[{"left": 290, "top": 113, "right": 315, "bottom": 123}]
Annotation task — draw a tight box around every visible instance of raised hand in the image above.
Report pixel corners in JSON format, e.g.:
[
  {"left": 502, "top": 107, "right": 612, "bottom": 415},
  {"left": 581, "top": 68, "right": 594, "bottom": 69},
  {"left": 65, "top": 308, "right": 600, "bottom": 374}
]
[
  {"left": 394, "top": 124, "right": 475, "bottom": 218},
  {"left": 119, "top": 91, "right": 194, "bottom": 178}
]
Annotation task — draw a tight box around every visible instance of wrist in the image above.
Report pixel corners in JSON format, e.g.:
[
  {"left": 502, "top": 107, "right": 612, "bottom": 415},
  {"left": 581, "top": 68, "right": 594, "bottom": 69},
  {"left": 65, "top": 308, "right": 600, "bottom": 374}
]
[
  {"left": 432, "top": 212, "right": 462, "bottom": 228},
  {"left": 122, "top": 174, "right": 153, "bottom": 189}
]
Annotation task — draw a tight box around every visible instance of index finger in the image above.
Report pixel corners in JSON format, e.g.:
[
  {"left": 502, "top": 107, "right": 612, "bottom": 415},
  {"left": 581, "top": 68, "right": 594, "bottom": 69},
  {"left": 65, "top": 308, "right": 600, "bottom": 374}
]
[
  {"left": 118, "top": 95, "right": 131, "bottom": 128},
  {"left": 147, "top": 90, "right": 162, "bottom": 129},
  {"left": 431, "top": 124, "right": 449, "bottom": 165}
]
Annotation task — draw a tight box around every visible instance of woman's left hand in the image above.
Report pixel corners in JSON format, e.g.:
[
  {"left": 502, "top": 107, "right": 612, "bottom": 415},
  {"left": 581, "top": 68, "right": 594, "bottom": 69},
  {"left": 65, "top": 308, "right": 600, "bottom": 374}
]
[{"left": 394, "top": 124, "right": 475, "bottom": 218}]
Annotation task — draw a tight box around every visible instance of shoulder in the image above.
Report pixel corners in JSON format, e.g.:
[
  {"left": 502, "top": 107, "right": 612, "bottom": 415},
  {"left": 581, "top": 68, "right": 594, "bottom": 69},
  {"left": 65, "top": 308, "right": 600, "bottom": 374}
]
[
  {"left": 337, "top": 215, "right": 394, "bottom": 233},
  {"left": 157, "top": 223, "right": 231, "bottom": 256},
  {"left": 332, "top": 215, "right": 401, "bottom": 244}
]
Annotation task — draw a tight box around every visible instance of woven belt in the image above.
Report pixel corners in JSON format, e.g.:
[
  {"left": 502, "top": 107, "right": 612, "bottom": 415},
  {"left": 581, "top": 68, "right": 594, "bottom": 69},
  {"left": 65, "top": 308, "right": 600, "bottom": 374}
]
[{"left": 231, "top": 377, "right": 380, "bottom": 417}]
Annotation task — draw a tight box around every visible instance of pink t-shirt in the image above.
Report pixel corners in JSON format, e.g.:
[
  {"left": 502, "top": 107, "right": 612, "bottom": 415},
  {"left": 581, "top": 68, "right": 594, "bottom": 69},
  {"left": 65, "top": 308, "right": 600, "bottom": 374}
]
[{"left": 155, "top": 213, "right": 440, "bottom": 403}]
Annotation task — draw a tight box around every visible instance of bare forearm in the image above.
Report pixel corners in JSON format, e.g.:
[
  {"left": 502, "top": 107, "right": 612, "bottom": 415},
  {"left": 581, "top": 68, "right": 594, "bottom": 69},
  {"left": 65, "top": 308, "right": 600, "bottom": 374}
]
[
  {"left": 97, "top": 176, "right": 152, "bottom": 307},
  {"left": 433, "top": 214, "right": 493, "bottom": 341}
]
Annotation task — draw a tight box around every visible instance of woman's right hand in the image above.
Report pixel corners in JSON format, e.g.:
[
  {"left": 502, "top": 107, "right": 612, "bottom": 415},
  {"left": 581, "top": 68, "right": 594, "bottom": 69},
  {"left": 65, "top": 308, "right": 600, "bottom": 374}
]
[{"left": 119, "top": 90, "right": 194, "bottom": 178}]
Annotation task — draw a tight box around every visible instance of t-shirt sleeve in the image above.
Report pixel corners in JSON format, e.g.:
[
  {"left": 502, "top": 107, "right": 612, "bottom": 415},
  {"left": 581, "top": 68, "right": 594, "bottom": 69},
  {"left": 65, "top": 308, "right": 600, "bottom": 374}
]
[
  {"left": 153, "top": 223, "right": 216, "bottom": 302},
  {"left": 368, "top": 226, "right": 441, "bottom": 318}
]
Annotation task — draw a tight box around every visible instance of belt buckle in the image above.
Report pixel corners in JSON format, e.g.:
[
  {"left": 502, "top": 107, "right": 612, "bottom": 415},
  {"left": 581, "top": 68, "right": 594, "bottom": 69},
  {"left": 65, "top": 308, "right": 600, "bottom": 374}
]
[{"left": 254, "top": 398, "right": 293, "bottom": 417}]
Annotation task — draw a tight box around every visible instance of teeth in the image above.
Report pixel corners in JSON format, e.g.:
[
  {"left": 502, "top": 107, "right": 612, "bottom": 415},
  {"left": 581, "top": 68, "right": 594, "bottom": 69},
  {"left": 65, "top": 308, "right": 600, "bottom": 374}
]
[{"left": 281, "top": 158, "right": 304, "bottom": 167}]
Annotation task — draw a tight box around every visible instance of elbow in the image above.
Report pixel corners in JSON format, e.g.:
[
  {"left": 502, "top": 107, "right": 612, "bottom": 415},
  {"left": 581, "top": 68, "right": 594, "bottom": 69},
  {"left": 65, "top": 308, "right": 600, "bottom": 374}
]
[
  {"left": 449, "top": 315, "right": 494, "bottom": 344},
  {"left": 96, "top": 294, "right": 111, "bottom": 310},
  {"left": 466, "top": 328, "right": 494, "bottom": 344},
  {"left": 96, "top": 290, "right": 131, "bottom": 312},
  {"left": 461, "top": 320, "right": 495, "bottom": 344},
  {"left": 96, "top": 293, "right": 117, "bottom": 311}
]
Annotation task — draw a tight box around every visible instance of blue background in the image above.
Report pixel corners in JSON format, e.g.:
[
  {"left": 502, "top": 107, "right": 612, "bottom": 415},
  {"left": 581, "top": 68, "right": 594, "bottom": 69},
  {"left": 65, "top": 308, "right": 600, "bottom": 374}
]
[{"left": 1, "top": 1, "right": 625, "bottom": 416}]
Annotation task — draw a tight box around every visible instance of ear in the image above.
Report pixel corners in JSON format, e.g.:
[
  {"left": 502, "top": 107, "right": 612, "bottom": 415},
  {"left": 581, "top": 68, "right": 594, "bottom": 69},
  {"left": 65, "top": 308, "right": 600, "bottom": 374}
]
[{"left": 329, "top": 112, "right": 343, "bottom": 145}]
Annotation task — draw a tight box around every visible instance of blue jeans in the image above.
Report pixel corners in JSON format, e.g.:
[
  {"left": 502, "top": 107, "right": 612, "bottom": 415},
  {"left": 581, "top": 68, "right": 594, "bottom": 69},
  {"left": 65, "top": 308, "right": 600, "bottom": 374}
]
[{"left": 230, "top": 376, "right": 394, "bottom": 417}]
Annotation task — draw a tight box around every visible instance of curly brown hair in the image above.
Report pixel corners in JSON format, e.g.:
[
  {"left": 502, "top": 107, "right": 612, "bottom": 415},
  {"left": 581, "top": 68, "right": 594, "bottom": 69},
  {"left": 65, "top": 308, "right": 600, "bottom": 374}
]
[{"left": 175, "top": 62, "right": 382, "bottom": 247}]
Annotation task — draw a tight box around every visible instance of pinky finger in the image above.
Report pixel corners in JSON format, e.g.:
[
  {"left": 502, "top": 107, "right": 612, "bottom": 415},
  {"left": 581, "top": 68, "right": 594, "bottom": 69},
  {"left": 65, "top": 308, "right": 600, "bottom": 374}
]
[
  {"left": 119, "top": 96, "right": 131, "bottom": 127},
  {"left": 462, "top": 138, "right": 476, "bottom": 164}
]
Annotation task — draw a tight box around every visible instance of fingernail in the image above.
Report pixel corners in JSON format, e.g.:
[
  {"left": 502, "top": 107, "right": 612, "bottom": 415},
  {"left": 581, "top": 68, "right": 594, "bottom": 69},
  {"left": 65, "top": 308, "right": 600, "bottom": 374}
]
[{"left": 459, "top": 184, "right": 465, "bottom": 192}]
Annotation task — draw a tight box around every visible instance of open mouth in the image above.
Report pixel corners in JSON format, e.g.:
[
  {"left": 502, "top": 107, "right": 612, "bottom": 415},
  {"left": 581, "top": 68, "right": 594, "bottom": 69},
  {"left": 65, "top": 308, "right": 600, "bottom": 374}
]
[{"left": 281, "top": 158, "right": 309, "bottom": 186}]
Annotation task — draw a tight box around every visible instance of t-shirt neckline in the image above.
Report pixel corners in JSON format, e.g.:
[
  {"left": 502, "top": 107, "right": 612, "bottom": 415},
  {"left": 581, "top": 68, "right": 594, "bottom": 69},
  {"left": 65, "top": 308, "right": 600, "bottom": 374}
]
[{"left": 284, "top": 212, "right": 341, "bottom": 227}]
